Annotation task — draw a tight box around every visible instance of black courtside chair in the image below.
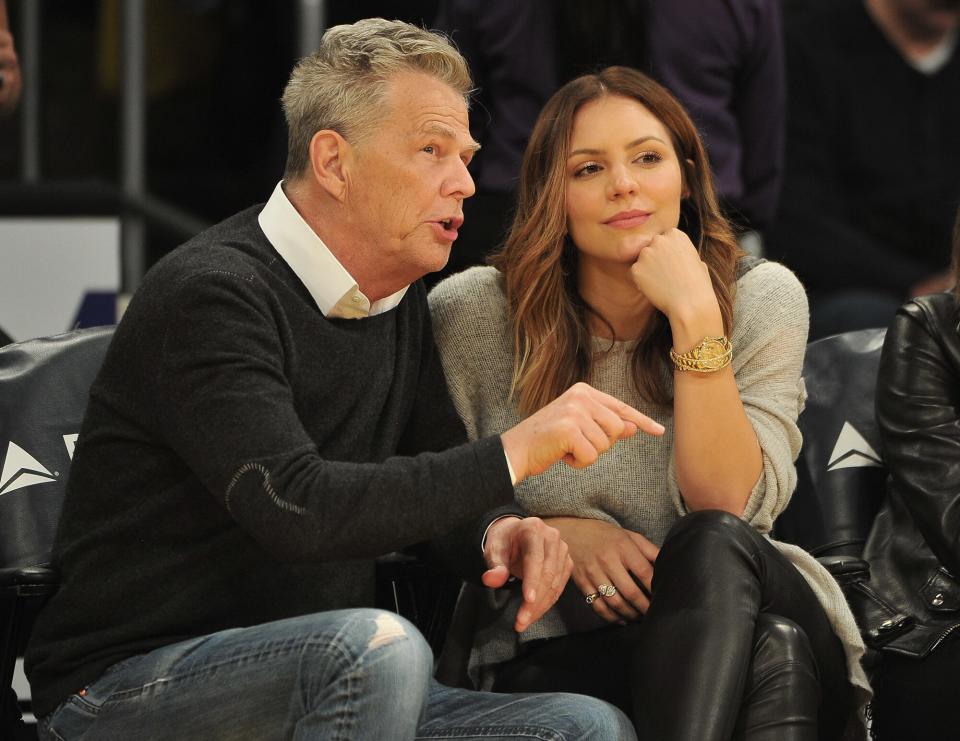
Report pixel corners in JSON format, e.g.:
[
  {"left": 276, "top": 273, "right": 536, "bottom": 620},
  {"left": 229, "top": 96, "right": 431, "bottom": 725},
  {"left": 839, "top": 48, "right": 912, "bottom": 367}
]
[
  {"left": 773, "top": 327, "right": 889, "bottom": 686},
  {"left": 774, "top": 327, "right": 888, "bottom": 561},
  {"left": 0, "top": 326, "right": 115, "bottom": 737}
]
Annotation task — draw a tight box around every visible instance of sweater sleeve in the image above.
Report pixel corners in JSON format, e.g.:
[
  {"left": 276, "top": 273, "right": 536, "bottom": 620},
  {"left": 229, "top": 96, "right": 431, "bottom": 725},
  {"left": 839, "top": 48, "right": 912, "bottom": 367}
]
[
  {"left": 669, "top": 262, "right": 809, "bottom": 531},
  {"left": 154, "top": 269, "right": 514, "bottom": 563}
]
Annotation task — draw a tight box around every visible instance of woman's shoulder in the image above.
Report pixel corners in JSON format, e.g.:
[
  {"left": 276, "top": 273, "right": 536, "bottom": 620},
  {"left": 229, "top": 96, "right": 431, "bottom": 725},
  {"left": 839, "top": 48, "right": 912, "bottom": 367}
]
[
  {"left": 734, "top": 260, "right": 808, "bottom": 316},
  {"left": 732, "top": 259, "right": 809, "bottom": 344},
  {"left": 428, "top": 265, "right": 507, "bottom": 327},
  {"left": 428, "top": 267, "right": 514, "bottom": 387},
  {"left": 429, "top": 265, "right": 505, "bottom": 307},
  {"left": 736, "top": 258, "right": 803, "bottom": 293}
]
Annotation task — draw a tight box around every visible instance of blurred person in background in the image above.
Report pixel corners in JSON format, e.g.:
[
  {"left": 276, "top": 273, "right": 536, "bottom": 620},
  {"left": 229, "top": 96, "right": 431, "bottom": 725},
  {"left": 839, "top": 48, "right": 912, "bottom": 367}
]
[
  {"left": 0, "top": 0, "right": 21, "bottom": 117},
  {"left": 1, "top": 0, "right": 20, "bottom": 346},
  {"left": 771, "top": 0, "right": 960, "bottom": 340}
]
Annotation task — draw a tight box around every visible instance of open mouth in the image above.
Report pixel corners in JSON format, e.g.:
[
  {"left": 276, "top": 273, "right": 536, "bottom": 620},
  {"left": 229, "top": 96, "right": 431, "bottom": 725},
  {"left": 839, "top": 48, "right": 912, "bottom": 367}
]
[{"left": 430, "top": 217, "right": 462, "bottom": 242}]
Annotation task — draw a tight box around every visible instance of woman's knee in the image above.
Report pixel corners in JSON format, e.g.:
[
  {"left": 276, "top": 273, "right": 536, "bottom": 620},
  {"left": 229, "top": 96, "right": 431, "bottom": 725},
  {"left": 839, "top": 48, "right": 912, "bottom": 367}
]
[
  {"left": 751, "top": 614, "right": 818, "bottom": 683},
  {"left": 661, "top": 509, "right": 758, "bottom": 562},
  {"left": 736, "top": 615, "right": 821, "bottom": 740}
]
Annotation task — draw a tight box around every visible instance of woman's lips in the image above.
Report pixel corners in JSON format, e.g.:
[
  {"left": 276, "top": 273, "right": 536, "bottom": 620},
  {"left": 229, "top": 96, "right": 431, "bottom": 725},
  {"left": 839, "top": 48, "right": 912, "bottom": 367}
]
[{"left": 604, "top": 211, "right": 651, "bottom": 229}]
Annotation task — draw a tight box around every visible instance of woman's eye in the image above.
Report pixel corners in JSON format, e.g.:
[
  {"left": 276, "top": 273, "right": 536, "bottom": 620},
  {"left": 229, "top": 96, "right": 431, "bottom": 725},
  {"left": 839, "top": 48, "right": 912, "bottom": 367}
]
[
  {"left": 636, "top": 152, "right": 662, "bottom": 166},
  {"left": 574, "top": 163, "right": 602, "bottom": 177}
]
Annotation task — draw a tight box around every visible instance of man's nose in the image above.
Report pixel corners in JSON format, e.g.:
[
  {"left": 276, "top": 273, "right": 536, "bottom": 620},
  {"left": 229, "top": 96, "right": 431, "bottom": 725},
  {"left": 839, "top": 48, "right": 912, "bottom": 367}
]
[{"left": 443, "top": 157, "right": 476, "bottom": 199}]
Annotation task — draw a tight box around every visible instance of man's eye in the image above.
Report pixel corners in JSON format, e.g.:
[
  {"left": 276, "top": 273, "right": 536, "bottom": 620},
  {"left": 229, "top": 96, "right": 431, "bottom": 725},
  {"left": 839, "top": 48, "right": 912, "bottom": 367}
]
[{"left": 423, "top": 145, "right": 436, "bottom": 155}]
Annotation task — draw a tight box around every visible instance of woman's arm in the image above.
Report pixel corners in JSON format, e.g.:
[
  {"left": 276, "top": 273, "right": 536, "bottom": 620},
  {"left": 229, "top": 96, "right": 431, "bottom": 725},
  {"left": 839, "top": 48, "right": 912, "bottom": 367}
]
[
  {"left": 632, "top": 230, "right": 764, "bottom": 514},
  {"left": 876, "top": 298, "right": 960, "bottom": 577}
]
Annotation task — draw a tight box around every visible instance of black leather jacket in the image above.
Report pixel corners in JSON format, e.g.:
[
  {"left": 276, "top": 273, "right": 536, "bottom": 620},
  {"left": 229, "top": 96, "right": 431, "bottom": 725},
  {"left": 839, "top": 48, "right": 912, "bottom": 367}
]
[{"left": 855, "top": 293, "right": 960, "bottom": 658}]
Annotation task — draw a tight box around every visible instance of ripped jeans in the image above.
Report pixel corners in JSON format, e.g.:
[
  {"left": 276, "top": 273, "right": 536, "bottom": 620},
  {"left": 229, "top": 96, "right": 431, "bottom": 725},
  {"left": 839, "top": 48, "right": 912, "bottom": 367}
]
[{"left": 38, "top": 608, "right": 634, "bottom": 741}]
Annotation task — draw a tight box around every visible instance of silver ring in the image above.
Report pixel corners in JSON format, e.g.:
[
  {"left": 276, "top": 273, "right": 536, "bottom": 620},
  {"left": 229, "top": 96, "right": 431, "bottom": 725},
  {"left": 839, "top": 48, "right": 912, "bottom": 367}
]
[
  {"left": 585, "top": 592, "right": 600, "bottom": 604},
  {"left": 597, "top": 584, "right": 617, "bottom": 598}
]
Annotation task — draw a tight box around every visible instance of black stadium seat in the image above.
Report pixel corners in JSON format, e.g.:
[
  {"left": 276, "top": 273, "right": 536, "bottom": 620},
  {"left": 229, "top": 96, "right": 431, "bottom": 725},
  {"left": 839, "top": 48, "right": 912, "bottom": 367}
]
[
  {"left": 0, "top": 326, "right": 114, "bottom": 737},
  {"left": 774, "top": 328, "right": 888, "bottom": 559}
]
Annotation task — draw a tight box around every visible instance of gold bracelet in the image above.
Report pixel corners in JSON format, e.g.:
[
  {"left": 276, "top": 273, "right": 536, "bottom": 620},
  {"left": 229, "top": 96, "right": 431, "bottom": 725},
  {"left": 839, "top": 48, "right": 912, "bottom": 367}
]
[{"left": 669, "top": 336, "right": 732, "bottom": 373}]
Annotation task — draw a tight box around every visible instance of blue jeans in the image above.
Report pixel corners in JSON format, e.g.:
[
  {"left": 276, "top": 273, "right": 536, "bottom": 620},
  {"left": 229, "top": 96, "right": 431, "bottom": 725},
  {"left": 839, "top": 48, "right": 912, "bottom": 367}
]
[{"left": 39, "top": 608, "right": 633, "bottom": 741}]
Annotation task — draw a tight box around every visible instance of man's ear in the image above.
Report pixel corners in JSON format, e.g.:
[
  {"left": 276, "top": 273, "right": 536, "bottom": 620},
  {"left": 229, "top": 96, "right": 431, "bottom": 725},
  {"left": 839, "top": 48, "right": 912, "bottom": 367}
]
[{"left": 308, "top": 130, "right": 352, "bottom": 201}]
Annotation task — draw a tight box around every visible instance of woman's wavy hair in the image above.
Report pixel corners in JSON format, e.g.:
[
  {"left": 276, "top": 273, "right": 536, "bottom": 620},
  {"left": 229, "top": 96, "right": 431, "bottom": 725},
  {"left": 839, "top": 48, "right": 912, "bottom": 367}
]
[{"left": 491, "top": 66, "right": 742, "bottom": 415}]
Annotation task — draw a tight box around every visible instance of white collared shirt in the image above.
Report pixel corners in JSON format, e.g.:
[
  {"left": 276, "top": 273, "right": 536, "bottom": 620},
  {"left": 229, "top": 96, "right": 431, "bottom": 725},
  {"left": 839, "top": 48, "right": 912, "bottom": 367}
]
[
  {"left": 257, "top": 181, "right": 518, "bottom": 492},
  {"left": 257, "top": 181, "right": 408, "bottom": 319}
]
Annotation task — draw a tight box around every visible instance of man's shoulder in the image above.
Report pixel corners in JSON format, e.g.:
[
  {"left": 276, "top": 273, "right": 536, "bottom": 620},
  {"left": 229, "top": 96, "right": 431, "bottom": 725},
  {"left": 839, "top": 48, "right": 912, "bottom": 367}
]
[
  {"left": 145, "top": 206, "right": 274, "bottom": 289},
  {"left": 120, "top": 205, "right": 290, "bottom": 335}
]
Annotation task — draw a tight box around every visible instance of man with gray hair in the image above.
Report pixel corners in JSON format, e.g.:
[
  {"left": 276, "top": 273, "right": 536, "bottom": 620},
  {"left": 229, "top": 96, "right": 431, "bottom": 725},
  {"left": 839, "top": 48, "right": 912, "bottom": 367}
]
[{"left": 25, "top": 18, "right": 658, "bottom": 740}]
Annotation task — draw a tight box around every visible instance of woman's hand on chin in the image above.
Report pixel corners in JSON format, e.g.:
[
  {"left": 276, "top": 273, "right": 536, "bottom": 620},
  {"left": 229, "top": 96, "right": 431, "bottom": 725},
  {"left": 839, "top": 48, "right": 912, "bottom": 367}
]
[
  {"left": 543, "top": 516, "right": 659, "bottom": 623},
  {"left": 629, "top": 228, "right": 719, "bottom": 323}
]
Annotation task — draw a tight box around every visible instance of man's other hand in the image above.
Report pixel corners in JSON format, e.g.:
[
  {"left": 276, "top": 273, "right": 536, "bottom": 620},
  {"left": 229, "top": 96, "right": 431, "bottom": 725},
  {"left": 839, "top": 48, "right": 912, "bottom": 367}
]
[
  {"left": 500, "top": 382, "right": 664, "bottom": 482},
  {"left": 482, "top": 516, "right": 572, "bottom": 633}
]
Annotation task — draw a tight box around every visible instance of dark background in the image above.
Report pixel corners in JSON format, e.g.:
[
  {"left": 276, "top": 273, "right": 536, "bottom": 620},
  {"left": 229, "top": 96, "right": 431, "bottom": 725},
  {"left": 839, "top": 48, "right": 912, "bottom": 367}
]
[{"left": 0, "top": 0, "right": 440, "bottom": 269}]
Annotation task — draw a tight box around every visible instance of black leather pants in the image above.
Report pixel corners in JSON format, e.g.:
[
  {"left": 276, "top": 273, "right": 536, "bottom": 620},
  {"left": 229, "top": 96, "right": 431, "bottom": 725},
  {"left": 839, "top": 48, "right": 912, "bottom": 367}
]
[{"left": 493, "top": 511, "right": 854, "bottom": 741}]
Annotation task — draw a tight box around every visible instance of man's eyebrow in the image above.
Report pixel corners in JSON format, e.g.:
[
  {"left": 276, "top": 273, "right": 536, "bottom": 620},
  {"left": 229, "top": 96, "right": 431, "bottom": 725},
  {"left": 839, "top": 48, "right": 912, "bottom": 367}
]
[
  {"left": 422, "top": 122, "right": 481, "bottom": 152},
  {"left": 568, "top": 135, "right": 667, "bottom": 158}
]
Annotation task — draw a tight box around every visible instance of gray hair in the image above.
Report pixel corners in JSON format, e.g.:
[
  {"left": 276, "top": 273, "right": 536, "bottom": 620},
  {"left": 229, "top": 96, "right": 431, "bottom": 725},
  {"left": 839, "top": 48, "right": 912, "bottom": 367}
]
[{"left": 281, "top": 18, "right": 473, "bottom": 178}]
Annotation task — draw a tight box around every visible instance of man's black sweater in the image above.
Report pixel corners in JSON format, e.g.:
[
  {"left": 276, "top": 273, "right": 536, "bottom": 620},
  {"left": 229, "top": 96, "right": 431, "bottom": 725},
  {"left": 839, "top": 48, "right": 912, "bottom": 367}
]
[{"left": 25, "top": 206, "right": 514, "bottom": 717}]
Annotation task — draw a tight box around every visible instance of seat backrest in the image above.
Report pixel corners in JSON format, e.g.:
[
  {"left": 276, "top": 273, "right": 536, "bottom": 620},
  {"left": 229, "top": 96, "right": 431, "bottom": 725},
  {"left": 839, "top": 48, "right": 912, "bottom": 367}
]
[
  {"left": 773, "top": 328, "right": 888, "bottom": 557},
  {"left": 0, "top": 326, "right": 114, "bottom": 570}
]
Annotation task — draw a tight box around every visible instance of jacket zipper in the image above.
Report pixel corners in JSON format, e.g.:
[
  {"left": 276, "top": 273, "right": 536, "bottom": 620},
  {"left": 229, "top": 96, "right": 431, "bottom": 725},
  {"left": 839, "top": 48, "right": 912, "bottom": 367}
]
[{"left": 930, "top": 621, "right": 960, "bottom": 652}]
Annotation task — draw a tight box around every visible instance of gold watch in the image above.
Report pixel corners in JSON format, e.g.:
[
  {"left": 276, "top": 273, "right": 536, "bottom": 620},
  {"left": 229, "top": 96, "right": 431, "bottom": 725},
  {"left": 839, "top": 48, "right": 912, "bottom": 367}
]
[{"left": 669, "top": 336, "right": 732, "bottom": 373}]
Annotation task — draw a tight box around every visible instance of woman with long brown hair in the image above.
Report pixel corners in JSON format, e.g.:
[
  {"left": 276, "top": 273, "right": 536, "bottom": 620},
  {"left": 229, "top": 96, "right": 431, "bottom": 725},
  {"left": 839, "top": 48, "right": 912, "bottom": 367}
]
[{"left": 430, "top": 67, "right": 868, "bottom": 740}]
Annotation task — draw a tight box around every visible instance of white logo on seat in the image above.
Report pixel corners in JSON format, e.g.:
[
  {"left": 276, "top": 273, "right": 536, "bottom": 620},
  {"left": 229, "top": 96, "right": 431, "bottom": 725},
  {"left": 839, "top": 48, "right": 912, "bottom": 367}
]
[
  {"left": 827, "top": 422, "right": 882, "bottom": 471},
  {"left": 63, "top": 433, "right": 79, "bottom": 459},
  {"left": 0, "top": 441, "right": 58, "bottom": 496}
]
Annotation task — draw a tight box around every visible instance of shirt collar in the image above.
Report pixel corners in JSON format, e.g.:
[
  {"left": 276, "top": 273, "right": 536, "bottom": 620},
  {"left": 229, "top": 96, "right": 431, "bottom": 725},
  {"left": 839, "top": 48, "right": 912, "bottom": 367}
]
[{"left": 258, "top": 181, "right": 408, "bottom": 318}]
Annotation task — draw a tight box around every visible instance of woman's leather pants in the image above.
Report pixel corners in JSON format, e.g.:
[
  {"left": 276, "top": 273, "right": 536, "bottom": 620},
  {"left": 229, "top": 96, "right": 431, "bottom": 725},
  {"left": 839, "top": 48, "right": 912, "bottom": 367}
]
[
  {"left": 632, "top": 510, "right": 852, "bottom": 741},
  {"left": 494, "top": 510, "right": 853, "bottom": 741}
]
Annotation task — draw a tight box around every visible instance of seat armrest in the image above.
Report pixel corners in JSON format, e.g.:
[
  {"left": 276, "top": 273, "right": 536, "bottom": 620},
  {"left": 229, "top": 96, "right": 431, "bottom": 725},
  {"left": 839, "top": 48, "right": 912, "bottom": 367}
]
[{"left": 0, "top": 566, "right": 58, "bottom": 600}]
